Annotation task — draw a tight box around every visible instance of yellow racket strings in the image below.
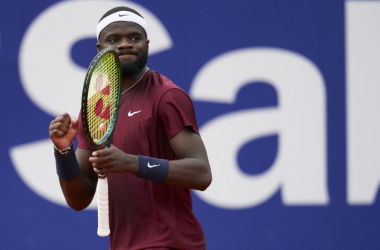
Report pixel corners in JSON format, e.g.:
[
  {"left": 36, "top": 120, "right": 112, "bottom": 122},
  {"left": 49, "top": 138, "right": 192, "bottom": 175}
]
[{"left": 87, "top": 53, "right": 119, "bottom": 144}]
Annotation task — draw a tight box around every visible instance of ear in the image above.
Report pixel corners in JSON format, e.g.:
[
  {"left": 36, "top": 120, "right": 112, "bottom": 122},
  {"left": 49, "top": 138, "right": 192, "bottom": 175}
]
[{"left": 96, "top": 43, "right": 101, "bottom": 53}]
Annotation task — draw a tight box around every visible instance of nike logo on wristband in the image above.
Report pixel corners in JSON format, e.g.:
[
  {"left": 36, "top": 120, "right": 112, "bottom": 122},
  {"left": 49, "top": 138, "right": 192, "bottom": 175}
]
[
  {"left": 128, "top": 110, "right": 141, "bottom": 116},
  {"left": 147, "top": 163, "right": 160, "bottom": 168},
  {"left": 119, "top": 14, "right": 128, "bottom": 17}
]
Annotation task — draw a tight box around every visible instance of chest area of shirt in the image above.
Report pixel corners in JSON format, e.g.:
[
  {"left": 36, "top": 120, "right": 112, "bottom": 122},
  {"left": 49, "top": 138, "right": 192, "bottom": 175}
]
[{"left": 114, "top": 95, "right": 156, "bottom": 135}]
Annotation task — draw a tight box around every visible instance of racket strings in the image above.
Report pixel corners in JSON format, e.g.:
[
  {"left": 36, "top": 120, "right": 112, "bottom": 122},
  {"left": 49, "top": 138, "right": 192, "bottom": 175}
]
[{"left": 87, "top": 53, "right": 120, "bottom": 144}]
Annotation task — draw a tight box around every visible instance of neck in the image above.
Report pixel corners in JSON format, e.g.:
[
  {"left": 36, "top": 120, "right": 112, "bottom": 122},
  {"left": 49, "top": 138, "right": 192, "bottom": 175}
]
[{"left": 120, "top": 66, "right": 148, "bottom": 93}]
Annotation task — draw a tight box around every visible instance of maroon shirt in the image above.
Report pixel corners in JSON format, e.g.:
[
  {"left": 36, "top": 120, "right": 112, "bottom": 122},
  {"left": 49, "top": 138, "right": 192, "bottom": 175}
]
[{"left": 77, "top": 69, "right": 206, "bottom": 250}]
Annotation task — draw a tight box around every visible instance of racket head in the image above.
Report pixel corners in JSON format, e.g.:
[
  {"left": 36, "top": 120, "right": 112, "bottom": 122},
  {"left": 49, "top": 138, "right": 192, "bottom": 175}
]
[{"left": 81, "top": 48, "right": 121, "bottom": 150}]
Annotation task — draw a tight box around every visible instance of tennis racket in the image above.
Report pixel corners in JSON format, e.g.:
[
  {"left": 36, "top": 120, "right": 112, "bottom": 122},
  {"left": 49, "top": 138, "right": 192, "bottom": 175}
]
[{"left": 81, "top": 48, "right": 121, "bottom": 237}]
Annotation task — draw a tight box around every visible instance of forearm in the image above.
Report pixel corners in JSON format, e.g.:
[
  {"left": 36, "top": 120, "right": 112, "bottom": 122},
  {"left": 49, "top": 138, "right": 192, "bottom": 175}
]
[
  {"left": 89, "top": 135, "right": 212, "bottom": 191},
  {"left": 135, "top": 154, "right": 212, "bottom": 191},
  {"left": 134, "top": 128, "right": 212, "bottom": 190},
  {"left": 56, "top": 149, "right": 97, "bottom": 211},
  {"left": 90, "top": 149, "right": 211, "bottom": 191},
  {"left": 165, "top": 158, "right": 212, "bottom": 191},
  {"left": 59, "top": 173, "right": 97, "bottom": 211}
]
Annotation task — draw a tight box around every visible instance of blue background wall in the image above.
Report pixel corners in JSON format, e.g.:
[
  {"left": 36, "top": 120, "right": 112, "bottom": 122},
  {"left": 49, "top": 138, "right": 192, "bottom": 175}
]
[{"left": 1, "top": 0, "right": 380, "bottom": 249}]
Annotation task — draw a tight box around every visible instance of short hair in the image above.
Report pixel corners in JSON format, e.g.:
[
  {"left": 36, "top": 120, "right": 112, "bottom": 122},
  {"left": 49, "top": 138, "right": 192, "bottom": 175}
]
[{"left": 99, "top": 6, "right": 144, "bottom": 23}]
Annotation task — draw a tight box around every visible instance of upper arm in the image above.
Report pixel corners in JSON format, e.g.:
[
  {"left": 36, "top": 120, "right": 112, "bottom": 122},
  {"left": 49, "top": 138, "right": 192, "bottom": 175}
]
[
  {"left": 76, "top": 148, "right": 98, "bottom": 187},
  {"left": 168, "top": 127, "right": 212, "bottom": 190},
  {"left": 169, "top": 127, "right": 209, "bottom": 163},
  {"left": 156, "top": 87, "right": 212, "bottom": 189}
]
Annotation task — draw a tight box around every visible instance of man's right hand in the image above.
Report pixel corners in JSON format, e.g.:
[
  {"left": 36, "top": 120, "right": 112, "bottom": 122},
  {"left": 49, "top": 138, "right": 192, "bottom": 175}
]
[{"left": 49, "top": 113, "right": 78, "bottom": 150}]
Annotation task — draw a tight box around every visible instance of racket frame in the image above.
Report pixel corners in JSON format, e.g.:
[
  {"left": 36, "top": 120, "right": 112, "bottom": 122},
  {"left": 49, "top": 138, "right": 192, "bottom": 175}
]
[{"left": 81, "top": 48, "right": 121, "bottom": 150}]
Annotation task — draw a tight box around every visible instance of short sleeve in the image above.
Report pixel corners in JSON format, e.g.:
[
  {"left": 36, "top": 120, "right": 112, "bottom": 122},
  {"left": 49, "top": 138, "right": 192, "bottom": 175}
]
[{"left": 156, "top": 88, "right": 199, "bottom": 140}]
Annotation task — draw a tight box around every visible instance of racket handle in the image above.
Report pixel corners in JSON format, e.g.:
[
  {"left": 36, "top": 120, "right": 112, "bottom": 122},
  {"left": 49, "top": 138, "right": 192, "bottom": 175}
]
[{"left": 97, "top": 176, "right": 110, "bottom": 237}]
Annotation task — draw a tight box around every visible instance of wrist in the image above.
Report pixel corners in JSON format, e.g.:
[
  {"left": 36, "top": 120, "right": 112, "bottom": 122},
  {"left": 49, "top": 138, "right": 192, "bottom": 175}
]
[
  {"left": 135, "top": 155, "right": 169, "bottom": 183},
  {"left": 55, "top": 149, "right": 80, "bottom": 180},
  {"left": 54, "top": 143, "right": 73, "bottom": 156}
]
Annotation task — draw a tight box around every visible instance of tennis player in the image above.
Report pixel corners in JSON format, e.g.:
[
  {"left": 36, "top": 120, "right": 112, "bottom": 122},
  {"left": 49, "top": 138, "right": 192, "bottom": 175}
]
[{"left": 49, "top": 6, "right": 212, "bottom": 250}]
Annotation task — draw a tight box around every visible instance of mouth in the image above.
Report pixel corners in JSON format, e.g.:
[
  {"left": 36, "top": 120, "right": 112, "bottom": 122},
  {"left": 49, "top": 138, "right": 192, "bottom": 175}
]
[
  {"left": 118, "top": 50, "right": 137, "bottom": 57},
  {"left": 118, "top": 51, "right": 137, "bottom": 62}
]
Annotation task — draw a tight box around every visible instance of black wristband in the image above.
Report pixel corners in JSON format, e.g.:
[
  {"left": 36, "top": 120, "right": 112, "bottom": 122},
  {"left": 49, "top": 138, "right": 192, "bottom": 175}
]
[
  {"left": 136, "top": 155, "right": 169, "bottom": 183},
  {"left": 55, "top": 150, "right": 80, "bottom": 180}
]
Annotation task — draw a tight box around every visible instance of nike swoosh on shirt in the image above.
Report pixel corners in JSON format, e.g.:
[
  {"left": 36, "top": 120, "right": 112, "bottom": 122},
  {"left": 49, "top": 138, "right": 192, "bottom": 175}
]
[
  {"left": 128, "top": 110, "right": 141, "bottom": 117},
  {"left": 147, "top": 163, "right": 160, "bottom": 168}
]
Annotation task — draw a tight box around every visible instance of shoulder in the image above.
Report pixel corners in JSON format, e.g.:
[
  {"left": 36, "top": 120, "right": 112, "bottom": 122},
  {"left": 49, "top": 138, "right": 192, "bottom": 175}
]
[
  {"left": 139, "top": 69, "right": 192, "bottom": 107},
  {"left": 145, "top": 69, "right": 185, "bottom": 95}
]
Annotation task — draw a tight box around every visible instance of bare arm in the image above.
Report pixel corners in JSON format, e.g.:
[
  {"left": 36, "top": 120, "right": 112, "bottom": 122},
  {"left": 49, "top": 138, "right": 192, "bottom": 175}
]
[
  {"left": 165, "top": 127, "right": 212, "bottom": 190},
  {"left": 58, "top": 148, "right": 97, "bottom": 211},
  {"left": 49, "top": 113, "right": 98, "bottom": 211},
  {"left": 89, "top": 127, "right": 212, "bottom": 191}
]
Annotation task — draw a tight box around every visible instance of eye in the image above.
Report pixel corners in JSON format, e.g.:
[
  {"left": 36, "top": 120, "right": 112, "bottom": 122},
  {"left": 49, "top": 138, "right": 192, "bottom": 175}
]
[
  {"left": 129, "top": 33, "right": 143, "bottom": 41},
  {"left": 107, "top": 38, "right": 117, "bottom": 43}
]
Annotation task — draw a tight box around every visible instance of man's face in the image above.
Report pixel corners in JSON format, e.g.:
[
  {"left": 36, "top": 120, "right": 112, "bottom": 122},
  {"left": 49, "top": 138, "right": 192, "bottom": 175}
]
[{"left": 97, "top": 21, "right": 149, "bottom": 76}]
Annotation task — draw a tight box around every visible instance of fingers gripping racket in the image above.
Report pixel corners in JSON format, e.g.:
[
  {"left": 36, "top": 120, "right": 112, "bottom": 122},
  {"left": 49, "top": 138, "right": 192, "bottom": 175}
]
[{"left": 81, "top": 48, "right": 121, "bottom": 237}]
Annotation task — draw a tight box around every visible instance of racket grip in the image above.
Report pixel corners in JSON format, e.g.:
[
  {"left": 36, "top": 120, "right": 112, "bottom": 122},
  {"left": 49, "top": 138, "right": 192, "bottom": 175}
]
[{"left": 97, "top": 176, "right": 110, "bottom": 237}]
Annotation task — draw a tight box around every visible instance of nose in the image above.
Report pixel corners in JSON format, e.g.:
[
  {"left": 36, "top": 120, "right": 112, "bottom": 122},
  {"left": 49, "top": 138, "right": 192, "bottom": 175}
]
[{"left": 117, "top": 38, "right": 133, "bottom": 50}]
